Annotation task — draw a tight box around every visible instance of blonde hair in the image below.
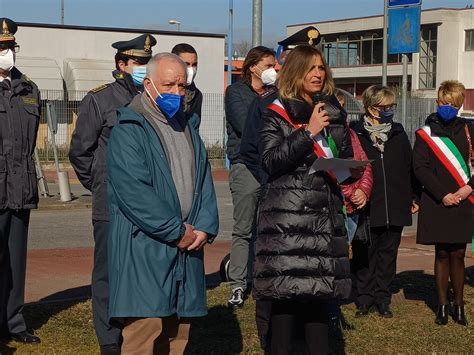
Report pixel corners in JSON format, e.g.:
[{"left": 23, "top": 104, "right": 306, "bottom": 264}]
[
  {"left": 362, "top": 85, "right": 396, "bottom": 114},
  {"left": 438, "top": 80, "right": 465, "bottom": 108},
  {"left": 277, "top": 46, "right": 334, "bottom": 100}
]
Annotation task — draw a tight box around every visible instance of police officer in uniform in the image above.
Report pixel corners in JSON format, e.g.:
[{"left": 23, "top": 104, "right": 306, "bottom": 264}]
[
  {"left": 0, "top": 18, "right": 41, "bottom": 344},
  {"left": 69, "top": 34, "right": 156, "bottom": 354}
]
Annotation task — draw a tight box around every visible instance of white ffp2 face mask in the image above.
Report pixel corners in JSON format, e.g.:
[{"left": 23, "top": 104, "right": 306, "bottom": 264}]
[
  {"left": 0, "top": 49, "right": 14, "bottom": 72},
  {"left": 186, "top": 67, "right": 197, "bottom": 86},
  {"left": 260, "top": 68, "right": 277, "bottom": 86}
]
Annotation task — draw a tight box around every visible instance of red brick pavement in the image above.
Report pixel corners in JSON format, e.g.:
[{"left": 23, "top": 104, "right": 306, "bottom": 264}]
[
  {"left": 25, "top": 241, "right": 231, "bottom": 304},
  {"left": 25, "top": 237, "right": 473, "bottom": 304}
]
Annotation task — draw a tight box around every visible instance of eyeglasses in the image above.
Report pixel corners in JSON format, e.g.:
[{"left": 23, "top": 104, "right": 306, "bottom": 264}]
[
  {"left": 374, "top": 103, "right": 397, "bottom": 112},
  {"left": 0, "top": 45, "right": 20, "bottom": 55}
]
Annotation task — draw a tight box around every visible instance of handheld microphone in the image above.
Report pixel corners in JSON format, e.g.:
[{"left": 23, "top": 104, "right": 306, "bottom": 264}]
[{"left": 312, "top": 91, "right": 327, "bottom": 136}]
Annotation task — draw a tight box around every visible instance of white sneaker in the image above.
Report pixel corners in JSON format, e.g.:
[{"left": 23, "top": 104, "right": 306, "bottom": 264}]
[{"left": 228, "top": 287, "right": 244, "bottom": 308}]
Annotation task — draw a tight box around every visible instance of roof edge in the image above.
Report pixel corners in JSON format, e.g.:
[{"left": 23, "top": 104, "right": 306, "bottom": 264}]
[
  {"left": 17, "top": 22, "right": 226, "bottom": 39},
  {"left": 287, "top": 7, "right": 473, "bottom": 28}
]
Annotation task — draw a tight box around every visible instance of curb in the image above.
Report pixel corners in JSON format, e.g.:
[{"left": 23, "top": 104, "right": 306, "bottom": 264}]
[
  {"left": 38, "top": 202, "right": 92, "bottom": 211},
  {"left": 38, "top": 197, "right": 92, "bottom": 211}
]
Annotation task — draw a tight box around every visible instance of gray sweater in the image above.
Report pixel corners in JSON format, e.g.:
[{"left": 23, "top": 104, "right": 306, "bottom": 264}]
[{"left": 129, "top": 94, "right": 195, "bottom": 221}]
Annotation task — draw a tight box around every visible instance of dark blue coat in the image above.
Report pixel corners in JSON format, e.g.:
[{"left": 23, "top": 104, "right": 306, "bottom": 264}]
[{"left": 0, "top": 68, "right": 40, "bottom": 210}]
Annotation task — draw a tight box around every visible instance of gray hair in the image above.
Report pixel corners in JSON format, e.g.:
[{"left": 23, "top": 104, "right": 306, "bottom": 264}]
[{"left": 145, "top": 52, "right": 187, "bottom": 79}]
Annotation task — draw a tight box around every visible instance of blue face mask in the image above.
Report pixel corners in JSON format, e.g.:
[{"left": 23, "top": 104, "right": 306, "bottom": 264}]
[
  {"left": 377, "top": 108, "right": 394, "bottom": 124},
  {"left": 131, "top": 66, "right": 146, "bottom": 87},
  {"left": 155, "top": 93, "right": 183, "bottom": 119},
  {"left": 146, "top": 79, "right": 183, "bottom": 119},
  {"left": 437, "top": 105, "right": 459, "bottom": 123}
]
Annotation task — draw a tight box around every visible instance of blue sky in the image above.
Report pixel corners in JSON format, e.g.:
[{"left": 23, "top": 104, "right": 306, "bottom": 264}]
[{"left": 0, "top": 0, "right": 471, "bottom": 46}]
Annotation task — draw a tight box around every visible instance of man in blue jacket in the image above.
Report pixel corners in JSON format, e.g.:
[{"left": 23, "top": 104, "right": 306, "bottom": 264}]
[{"left": 106, "top": 52, "right": 219, "bottom": 353}]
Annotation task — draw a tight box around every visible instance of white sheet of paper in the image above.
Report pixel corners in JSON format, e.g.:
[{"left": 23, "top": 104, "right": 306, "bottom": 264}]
[{"left": 309, "top": 158, "right": 372, "bottom": 183}]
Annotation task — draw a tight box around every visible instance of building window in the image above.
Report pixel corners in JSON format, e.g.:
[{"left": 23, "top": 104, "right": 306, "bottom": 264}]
[
  {"left": 321, "top": 30, "right": 411, "bottom": 67},
  {"left": 466, "top": 30, "right": 474, "bottom": 51},
  {"left": 419, "top": 25, "right": 437, "bottom": 89}
]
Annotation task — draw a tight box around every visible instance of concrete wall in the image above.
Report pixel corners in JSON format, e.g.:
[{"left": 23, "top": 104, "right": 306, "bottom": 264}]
[
  {"left": 459, "top": 10, "right": 474, "bottom": 91},
  {"left": 15, "top": 25, "right": 225, "bottom": 94}
]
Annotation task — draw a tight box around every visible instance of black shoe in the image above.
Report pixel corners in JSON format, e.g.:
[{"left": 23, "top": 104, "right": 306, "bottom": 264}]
[
  {"left": 10, "top": 330, "right": 41, "bottom": 344},
  {"left": 328, "top": 316, "right": 344, "bottom": 340},
  {"left": 376, "top": 303, "right": 393, "bottom": 318},
  {"left": 355, "top": 304, "right": 372, "bottom": 318},
  {"left": 100, "top": 344, "right": 121, "bottom": 355},
  {"left": 435, "top": 304, "right": 449, "bottom": 325},
  {"left": 452, "top": 304, "right": 468, "bottom": 326}
]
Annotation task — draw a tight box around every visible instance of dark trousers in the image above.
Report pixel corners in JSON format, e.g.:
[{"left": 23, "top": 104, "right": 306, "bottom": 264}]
[
  {"left": 92, "top": 220, "right": 121, "bottom": 346},
  {"left": 256, "top": 300, "right": 272, "bottom": 350},
  {"left": 352, "top": 226, "right": 402, "bottom": 306},
  {"left": 270, "top": 300, "right": 329, "bottom": 355},
  {"left": 0, "top": 209, "right": 30, "bottom": 334}
]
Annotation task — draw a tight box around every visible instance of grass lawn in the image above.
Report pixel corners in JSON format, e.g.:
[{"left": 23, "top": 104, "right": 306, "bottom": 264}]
[{"left": 1, "top": 267, "right": 473, "bottom": 354}]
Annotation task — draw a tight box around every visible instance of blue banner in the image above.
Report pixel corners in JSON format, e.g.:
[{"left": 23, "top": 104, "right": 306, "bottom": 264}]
[{"left": 388, "top": 6, "right": 421, "bottom": 54}]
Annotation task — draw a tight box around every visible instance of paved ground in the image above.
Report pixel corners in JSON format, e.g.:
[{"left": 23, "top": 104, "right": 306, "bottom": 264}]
[
  {"left": 30, "top": 181, "right": 233, "bottom": 249},
  {"left": 25, "top": 237, "right": 473, "bottom": 304},
  {"left": 24, "top": 169, "right": 473, "bottom": 305}
]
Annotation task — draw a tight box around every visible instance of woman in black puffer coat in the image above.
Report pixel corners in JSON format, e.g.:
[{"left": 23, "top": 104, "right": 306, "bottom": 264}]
[{"left": 253, "top": 45, "right": 352, "bottom": 355}]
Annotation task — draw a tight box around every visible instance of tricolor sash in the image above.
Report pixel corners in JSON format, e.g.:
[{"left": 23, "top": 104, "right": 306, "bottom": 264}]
[
  {"left": 267, "top": 99, "right": 337, "bottom": 159},
  {"left": 268, "top": 99, "right": 349, "bottom": 246},
  {"left": 416, "top": 126, "right": 474, "bottom": 205}
]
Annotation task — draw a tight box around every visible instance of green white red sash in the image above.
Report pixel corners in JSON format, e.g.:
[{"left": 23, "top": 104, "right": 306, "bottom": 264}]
[
  {"left": 416, "top": 126, "right": 474, "bottom": 204},
  {"left": 267, "top": 99, "right": 337, "bottom": 159}
]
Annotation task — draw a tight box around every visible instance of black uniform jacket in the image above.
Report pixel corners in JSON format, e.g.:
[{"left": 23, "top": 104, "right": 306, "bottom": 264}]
[
  {"left": 69, "top": 71, "right": 139, "bottom": 221},
  {"left": 0, "top": 67, "right": 40, "bottom": 210},
  {"left": 184, "top": 82, "right": 203, "bottom": 120}
]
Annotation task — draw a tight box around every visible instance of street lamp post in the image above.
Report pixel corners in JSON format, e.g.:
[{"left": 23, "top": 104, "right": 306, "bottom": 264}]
[
  {"left": 382, "top": 0, "right": 388, "bottom": 86},
  {"left": 61, "top": 0, "right": 64, "bottom": 25},
  {"left": 252, "top": 0, "right": 262, "bottom": 47},
  {"left": 168, "top": 19, "right": 181, "bottom": 32}
]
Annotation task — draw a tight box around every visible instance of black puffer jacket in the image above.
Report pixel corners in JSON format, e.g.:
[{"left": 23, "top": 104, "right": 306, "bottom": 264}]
[{"left": 253, "top": 97, "right": 352, "bottom": 301}]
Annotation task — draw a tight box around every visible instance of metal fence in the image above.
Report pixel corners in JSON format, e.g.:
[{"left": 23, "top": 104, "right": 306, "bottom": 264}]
[
  {"left": 36, "top": 90, "right": 86, "bottom": 162},
  {"left": 199, "top": 93, "right": 226, "bottom": 159},
  {"left": 394, "top": 96, "right": 437, "bottom": 144},
  {"left": 36, "top": 90, "right": 226, "bottom": 162},
  {"left": 338, "top": 89, "right": 437, "bottom": 144},
  {"left": 35, "top": 89, "right": 436, "bottom": 163}
]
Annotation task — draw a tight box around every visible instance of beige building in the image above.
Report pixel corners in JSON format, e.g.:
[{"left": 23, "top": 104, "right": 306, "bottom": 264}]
[
  {"left": 15, "top": 22, "right": 225, "bottom": 96},
  {"left": 13, "top": 23, "right": 225, "bottom": 152},
  {"left": 287, "top": 7, "right": 474, "bottom": 111}
]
